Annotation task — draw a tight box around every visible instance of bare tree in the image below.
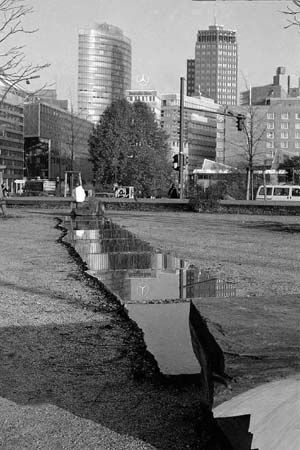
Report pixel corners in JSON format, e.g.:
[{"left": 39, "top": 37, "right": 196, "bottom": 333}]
[
  {"left": 282, "top": 0, "right": 300, "bottom": 28},
  {"left": 0, "top": 0, "right": 49, "bottom": 103},
  {"left": 226, "top": 106, "right": 267, "bottom": 201},
  {"left": 238, "top": 106, "right": 267, "bottom": 200},
  {"left": 231, "top": 73, "right": 269, "bottom": 200}
]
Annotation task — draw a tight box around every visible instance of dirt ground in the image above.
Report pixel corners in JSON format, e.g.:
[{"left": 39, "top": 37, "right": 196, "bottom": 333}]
[
  {"left": 0, "top": 208, "right": 221, "bottom": 450},
  {"left": 0, "top": 207, "right": 299, "bottom": 450}
]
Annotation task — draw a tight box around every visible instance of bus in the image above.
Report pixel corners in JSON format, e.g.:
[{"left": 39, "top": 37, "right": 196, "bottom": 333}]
[{"left": 256, "top": 185, "right": 300, "bottom": 201}]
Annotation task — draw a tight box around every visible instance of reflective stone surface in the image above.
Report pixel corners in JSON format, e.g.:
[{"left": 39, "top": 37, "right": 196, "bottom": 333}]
[
  {"left": 64, "top": 217, "right": 236, "bottom": 374},
  {"left": 64, "top": 217, "right": 236, "bottom": 304}
]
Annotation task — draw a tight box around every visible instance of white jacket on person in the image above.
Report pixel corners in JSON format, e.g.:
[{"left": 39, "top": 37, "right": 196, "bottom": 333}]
[{"left": 73, "top": 185, "right": 86, "bottom": 203}]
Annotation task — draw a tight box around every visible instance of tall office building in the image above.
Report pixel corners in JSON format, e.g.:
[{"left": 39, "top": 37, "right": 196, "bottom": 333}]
[
  {"left": 188, "top": 24, "right": 238, "bottom": 105},
  {"left": 186, "top": 59, "right": 195, "bottom": 96},
  {"left": 78, "top": 23, "right": 132, "bottom": 124}
]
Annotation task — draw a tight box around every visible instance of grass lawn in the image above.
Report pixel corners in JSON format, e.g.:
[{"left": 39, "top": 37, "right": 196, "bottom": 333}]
[
  {"left": 107, "top": 210, "right": 300, "bottom": 403},
  {"left": 108, "top": 210, "right": 300, "bottom": 297}
]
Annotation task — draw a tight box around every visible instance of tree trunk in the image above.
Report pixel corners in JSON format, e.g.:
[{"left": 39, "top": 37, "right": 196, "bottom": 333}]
[{"left": 246, "top": 169, "right": 250, "bottom": 200}]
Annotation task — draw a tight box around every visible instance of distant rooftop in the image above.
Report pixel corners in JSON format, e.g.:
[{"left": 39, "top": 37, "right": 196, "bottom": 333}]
[
  {"left": 94, "top": 22, "right": 124, "bottom": 36},
  {"left": 79, "top": 22, "right": 131, "bottom": 42}
]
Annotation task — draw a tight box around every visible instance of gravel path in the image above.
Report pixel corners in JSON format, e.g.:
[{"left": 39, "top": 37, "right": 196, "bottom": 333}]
[{"left": 0, "top": 209, "right": 214, "bottom": 450}]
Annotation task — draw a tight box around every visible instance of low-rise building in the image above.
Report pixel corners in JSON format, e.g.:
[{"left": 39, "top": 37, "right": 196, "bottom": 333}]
[{"left": 125, "top": 90, "right": 161, "bottom": 122}]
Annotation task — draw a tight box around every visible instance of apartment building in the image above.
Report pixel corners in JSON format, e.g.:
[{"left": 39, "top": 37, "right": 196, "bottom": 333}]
[{"left": 225, "top": 68, "right": 300, "bottom": 168}]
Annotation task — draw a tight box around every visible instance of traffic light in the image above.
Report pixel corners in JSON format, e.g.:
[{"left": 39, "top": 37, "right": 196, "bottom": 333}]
[
  {"left": 183, "top": 155, "right": 189, "bottom": 166},
  {"left": 236, "top": 114, "right": 245, "bottom": 131},
  {"left": 173, "top": 154, "right": 179, "bottom": 171},
  {"left": 286, "top": 167, "right": 294, "bottom": 182}
]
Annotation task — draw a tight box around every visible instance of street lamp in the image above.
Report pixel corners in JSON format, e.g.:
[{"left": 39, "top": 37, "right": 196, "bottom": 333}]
[
  {"left": 179, "top": 76, "right": 185, "bottom": 199},
  {"left": 25, "top": 75, "right": 40, "bottom": 84}
]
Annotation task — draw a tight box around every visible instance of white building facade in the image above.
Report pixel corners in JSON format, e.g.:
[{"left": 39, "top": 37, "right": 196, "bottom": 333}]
[{"left": 125, "top": 90, "right": 161, "bottom": 122}]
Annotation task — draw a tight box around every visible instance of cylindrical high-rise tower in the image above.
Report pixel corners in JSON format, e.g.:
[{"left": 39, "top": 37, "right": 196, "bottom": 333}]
[{"left": 78, "top": 23, "right": 132, "bottom": 124}]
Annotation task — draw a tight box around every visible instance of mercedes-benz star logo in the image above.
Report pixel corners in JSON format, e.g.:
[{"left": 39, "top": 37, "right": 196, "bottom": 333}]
[
  {"left": 136, "top": 74, "right": 150, "bottom": 88},
  {"left": 137, "top": 282, "right": 150, "bottom": 298}
]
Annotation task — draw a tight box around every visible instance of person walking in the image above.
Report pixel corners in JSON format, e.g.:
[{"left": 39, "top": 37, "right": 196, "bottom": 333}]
[
  {"left": 0, "top": 183, "right": 7, "bottom": 216},
  {"left": 168, "top": 183, "right": 178, "bottom": 199},
  {"left": 1, "top": 183, "right": 9, "bottom": 197},
  {"left": 72, "top": 182, "right": 86, "bottom": 209}
]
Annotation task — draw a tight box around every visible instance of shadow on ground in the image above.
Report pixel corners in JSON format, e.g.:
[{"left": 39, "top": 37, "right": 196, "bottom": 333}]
[
  {"left": 241, "top": 220, "right": 300, "bottom": 233},
  {"left": 0, "top": 320, "right": 216, "bottom": 450}
]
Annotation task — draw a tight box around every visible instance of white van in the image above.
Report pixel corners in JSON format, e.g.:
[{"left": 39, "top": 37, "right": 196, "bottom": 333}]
[{"left": 256, "top": 185, "right": 300, "bottom": 201}]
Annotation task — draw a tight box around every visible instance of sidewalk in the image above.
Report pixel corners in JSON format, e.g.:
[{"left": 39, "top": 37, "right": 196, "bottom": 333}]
[{"left": 0, "top": 210, "right": 159, "bottom": 450}]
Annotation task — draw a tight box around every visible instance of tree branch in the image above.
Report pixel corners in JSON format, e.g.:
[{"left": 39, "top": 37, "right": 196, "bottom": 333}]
[
  {"left": 282, "top": 0, "right": 300, "bottom": 29},
  {"left": 0, "top": 0, "right": 50, "bottom": 105}
]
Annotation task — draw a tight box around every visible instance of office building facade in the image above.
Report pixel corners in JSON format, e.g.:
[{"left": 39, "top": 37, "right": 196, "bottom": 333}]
[
  {"left": 24, "top": 97, "right": 94, "bottom": 182},
  {"left": 0, "top": 80, "right": 24, "bottom": 190},
  {"left": 224, "top": 68, "right": 300, "bottom": 168},
  {"left": 188, "top": 25, "right": 238, "bottom": 106},
  {"left": 186, "top": 59, "right": 196, "bottom": 97},
  {"left": 160, "top": 93, "right": 221, "bottom": 177},
  {"left": 78, "top": 23, "right": 132, "bottom": 124}
]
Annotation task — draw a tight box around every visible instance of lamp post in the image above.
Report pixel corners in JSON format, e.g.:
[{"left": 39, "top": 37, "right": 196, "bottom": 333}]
[
  {"left": 179, "top": 77, "right": 185, "bottom": 199},
  {"left": 223, "top": 105, "right": 228, "bottom": 164},
  {"left": 47, "top": 139, "right": 51, "bottom": 179}
]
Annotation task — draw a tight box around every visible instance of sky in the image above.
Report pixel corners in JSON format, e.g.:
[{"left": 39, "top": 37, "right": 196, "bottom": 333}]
[{"left": 17, "top": 0, "right": 300, "bottom": 108}]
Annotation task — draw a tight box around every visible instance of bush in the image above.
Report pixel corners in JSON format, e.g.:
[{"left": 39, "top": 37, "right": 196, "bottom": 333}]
[
  {"left": 189, "top": 182, "right": 228, "bottom": 211},
  {"left": 188, "top": 173, "right": 248, "bottom": 211}
]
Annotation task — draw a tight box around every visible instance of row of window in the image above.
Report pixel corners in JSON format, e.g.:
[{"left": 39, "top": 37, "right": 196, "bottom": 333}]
[
  {"left": 128, "top": 96, "right": 156, "bottom": 102},
  {"left": 267, "top": 122, "right": 300, "bottom": 129},
  {"left": 78, "top": 48, "right": 131, "bottom": 58},
  {"left": 197, "top": 37, "right": 236, "bottom": 44},
  {"left": 78, "top": 62, "right": 131, "bottom": 70},
  {"left": 267, "top": 131, "right": 300, "bottom": 139},
  {"left": 266, "top": 141, "right": 300, "bottom": 149},
  {"left": 79, "top": 38, "right": 130, "bottom": 48},
  {"left": 0, "top": 140, "right": 23, "bottom": 149},
  {"left": 78, "top": 47, "right": 131, "bottom": 55},
  {"left": 1, "top": 104, "right": 23, "bottom": 115},
  {"left": 79, "top": 71, "right": 128, "bottom": 79},
  {"left": 198, "top": 43, "right": 237, "bottom": 49},
  {"left": 267, "top": 113, "right": 300, "bottom": 119}
]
